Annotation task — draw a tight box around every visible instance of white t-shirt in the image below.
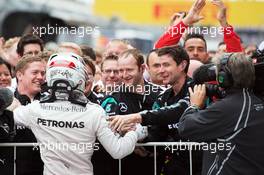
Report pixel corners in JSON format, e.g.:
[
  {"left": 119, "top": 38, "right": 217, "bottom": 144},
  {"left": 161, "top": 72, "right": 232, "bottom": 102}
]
[{"left": 14, "top": 100, "right": 138, "bottom": 175}]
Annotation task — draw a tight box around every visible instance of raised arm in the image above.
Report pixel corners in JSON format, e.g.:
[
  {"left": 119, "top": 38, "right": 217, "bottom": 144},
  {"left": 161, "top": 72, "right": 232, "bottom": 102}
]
[
  {"left": 154, "top": 0, "right": 206, "bottom": 49},
  {"left": 212, "top": 0, "right": 243, "bottom": 52}
]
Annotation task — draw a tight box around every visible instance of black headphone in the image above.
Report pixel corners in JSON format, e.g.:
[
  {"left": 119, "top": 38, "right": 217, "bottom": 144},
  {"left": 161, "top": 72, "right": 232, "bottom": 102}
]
[{"left": 217, "top": 53, "right": 234, "bottom": 88}]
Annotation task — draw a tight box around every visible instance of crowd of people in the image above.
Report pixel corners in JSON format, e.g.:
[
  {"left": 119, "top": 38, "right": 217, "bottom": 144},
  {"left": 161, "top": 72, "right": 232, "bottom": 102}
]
[{"left": 0, "top": 0, "right": 264, "bottom": 175}]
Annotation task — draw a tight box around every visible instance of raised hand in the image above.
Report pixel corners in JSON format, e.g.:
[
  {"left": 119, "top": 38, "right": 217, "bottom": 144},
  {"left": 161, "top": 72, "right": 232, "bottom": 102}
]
[
  {"left": 211, "top": 0, "right": 228, "bottom": 27},
  {"left": 170, "top": 12, "right": 186, "bottom": 26},
  {"left": 183, "top": 0, "right": 206, "bottom": 26}
]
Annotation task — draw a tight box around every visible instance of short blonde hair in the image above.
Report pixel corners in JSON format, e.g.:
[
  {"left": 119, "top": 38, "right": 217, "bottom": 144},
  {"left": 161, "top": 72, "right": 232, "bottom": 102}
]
[
  {"left": 15, "top": 54, "right": 45, "bottom": 74},
  {"left": 58, "top": 42, "right": 82, "bottom": 56},
  {"left": 39, "top": 50, "right": 54, "bottom": 63}
]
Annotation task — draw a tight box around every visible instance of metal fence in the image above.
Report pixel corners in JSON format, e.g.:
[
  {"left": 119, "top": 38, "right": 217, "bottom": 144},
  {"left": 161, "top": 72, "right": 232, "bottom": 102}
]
[{"left": 0, "top": 142, "right": 202, "bottom": 175}]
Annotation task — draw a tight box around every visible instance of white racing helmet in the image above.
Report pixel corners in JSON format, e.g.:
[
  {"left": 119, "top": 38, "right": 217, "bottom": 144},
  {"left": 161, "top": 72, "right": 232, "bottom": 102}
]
[{"left": 46, "top": 52, "right": 88, "bottom": 93}]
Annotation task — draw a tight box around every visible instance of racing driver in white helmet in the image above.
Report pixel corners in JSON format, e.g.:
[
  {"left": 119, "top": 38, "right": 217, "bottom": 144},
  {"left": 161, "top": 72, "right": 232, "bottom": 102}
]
[{"left": 12, "top": 52, "right": 146, "bottom": 175}]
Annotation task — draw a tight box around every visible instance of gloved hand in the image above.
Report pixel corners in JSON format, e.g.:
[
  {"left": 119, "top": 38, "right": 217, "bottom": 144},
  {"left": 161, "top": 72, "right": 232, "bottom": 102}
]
[{"left": 135, "top": 124, "right": 148, "bottom": 141}]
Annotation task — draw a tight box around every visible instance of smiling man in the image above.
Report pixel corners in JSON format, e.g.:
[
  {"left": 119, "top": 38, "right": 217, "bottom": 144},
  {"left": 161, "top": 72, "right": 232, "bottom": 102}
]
[
  {"left": 183, "top": 33, "right": 209, "bottom": 63},
  {"left": 15, "top": 55, "right": 46, "bottom": 101},
  {"left": 13, "top": 54, "right": 46, "bottom": 175},
  {"left": 101, "top": 48, "right": 162, "bottom": 128},
  {"left": 118, "top": 49, "right": 145, "bottom": 90},
  {"left": 101, "top": 54, "right": 121, "bottom": 94},
  {"left": 145, "top": 49, "right": 164, "bottom": 85},
  {"left": 17, "top": 34, "right": 44, "bottom": 58}
]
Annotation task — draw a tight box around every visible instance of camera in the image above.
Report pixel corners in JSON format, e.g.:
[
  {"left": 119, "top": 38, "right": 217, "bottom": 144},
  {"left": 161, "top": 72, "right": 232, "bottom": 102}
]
[
  {"left": 192, "top": 63, "right": 225, "bottom": 98},
  {"left": 192, "top": 52, "right": 264, "bottom": 99}
]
